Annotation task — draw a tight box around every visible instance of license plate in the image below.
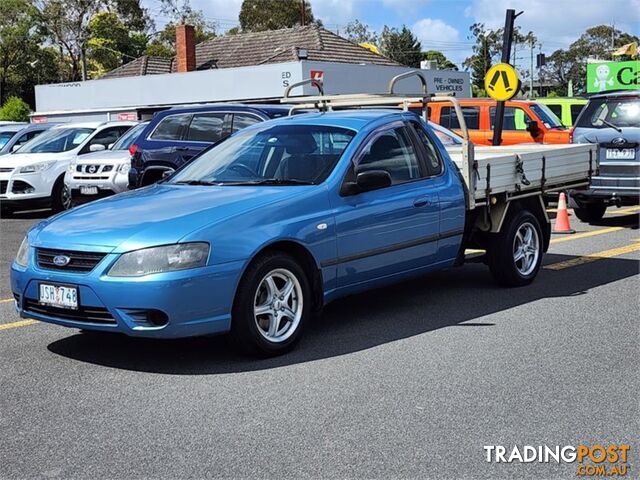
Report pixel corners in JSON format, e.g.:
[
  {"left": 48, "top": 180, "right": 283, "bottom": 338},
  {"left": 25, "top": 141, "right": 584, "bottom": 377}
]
[
  {"left": 80, "top": 186, "right": 98, "bottom": 195},
  {"left": 606, "top": 148, "right": 635, "bottom": 160},
  {"left": 39, "top": 284, "right": 78, "bottom": 310}
]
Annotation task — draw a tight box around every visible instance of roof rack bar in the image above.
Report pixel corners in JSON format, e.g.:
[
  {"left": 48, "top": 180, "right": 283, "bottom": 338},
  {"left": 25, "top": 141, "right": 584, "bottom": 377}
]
[
  {"left": 388, "top": 71, "right": 428, "bottom": 95},
  {"left": 283, "top": 78, "right": 324, "bottom": 100}
]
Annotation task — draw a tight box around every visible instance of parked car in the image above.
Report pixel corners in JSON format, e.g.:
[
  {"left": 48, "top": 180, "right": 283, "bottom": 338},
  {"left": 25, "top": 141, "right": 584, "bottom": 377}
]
[
  {"left": 10, "top": 98, "right": 595, "bottom": 356},
  {"left": 0, "top": 123, "right": 57, "bottom": 155},
  {"left": 537, "top": 97, "right": 587, "bottom": 128},
  {"left": 569, "top": 90, "right": 640, "bottom": 222},
  {"left": 128, "top": 104, "right": 291, "bottom": 188},
  {"left": 65, "top": 122, "right": 148, "bottom": 206},
  {"left": 423, "top": 98, "right": 569, "bottom": 145},
  {"left": 0, "top": 121, "right": 136, "bottom": 213}
]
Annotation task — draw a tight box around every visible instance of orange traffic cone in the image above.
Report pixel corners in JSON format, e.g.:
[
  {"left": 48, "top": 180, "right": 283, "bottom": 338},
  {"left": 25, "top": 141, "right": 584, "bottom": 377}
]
[{"left": 553, "top": 192, "right": 575, "bottom": 234}]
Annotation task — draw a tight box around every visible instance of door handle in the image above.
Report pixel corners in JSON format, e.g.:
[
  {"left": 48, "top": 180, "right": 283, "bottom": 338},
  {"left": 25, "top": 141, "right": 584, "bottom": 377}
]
[
  {"left": 175, "top": 146, "right": 190, "bottom": 151},
  {"left": 413, "top": 197, "right": 429, "bottom": 208}
]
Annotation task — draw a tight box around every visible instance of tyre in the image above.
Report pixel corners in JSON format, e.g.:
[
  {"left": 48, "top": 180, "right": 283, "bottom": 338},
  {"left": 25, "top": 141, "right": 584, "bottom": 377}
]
[
  {"left": 487, "top": 209, "right": 543, "bottom": 287},
  {"left": 573, "top": 202, "right": 606, "bottom": 224},
  {"left": 51, "top": 177, "right": 72, "bottom": 212},
  {"left": 231, "top": 252, "right": 311, "bottom": 356}
]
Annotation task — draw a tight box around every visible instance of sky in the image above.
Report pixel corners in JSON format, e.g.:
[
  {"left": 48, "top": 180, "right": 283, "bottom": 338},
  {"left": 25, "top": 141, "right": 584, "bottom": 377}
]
[{"left": 143, "top": 0, "right": 640, "bottom": 68}]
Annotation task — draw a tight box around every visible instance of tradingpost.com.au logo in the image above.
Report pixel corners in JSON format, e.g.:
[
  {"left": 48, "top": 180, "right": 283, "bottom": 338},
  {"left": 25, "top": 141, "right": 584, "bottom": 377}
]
[{"left": 484, "top": 445, "right": 630, "bottom": 476}]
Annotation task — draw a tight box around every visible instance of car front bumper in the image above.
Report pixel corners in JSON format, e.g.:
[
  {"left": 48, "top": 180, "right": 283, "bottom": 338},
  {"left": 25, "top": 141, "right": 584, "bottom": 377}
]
[
  {"left": 0, "top": 170, "right": 55, "bottom": 204},
  {"left": 66, "top": 170, "right": 129, "bottom": 201},
  {"left": 10, "top": 251, "right": 245, "bottom": 339}
]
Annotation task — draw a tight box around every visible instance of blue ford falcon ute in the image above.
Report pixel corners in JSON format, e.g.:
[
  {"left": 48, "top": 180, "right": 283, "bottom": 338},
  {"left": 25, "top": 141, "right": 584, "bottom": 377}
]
[{"left": 11, "top": 110, "right": 468, "bottom": 356}]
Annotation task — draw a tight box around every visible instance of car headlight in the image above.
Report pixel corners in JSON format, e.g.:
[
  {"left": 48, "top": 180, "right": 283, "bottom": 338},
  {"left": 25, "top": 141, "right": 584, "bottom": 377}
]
[
  {"left": 108, "top": 242, "right": 209, "bottom": 277},
  {"left": 19, "top": 161, "right": 55, "bottom": 174},
  {"left": 67, "top": 162, "right": 77, "bottom": 174},
  {"left": 117, "top": 162, "right": 130, "bottom": 174},
  {"left": 15, "top": 237, "right": 29, "bottom": 267}
]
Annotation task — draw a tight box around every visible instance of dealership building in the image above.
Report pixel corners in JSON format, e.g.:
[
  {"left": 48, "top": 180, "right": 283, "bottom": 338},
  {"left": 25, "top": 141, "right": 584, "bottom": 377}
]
[{"left": 32, "top": 25, "right": 470, "bottom": 123}]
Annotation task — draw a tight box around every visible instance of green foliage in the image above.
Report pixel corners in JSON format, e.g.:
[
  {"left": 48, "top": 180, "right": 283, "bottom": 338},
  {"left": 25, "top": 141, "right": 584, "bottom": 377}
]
[
  {"left": 541, "top": 25, "right": 640, "bottom": 95},
  {"left": 343, "top": 20, "right": 378, "bottom": 45},
  {"left": 422, "top": 50, "right": 457, "bottom": 70},
  {"left": 239, "top": 0, "right": 315, "bottom": 32},
  {"left": 380, "top": 26, "right": 421, "bottom": 67},
  {"left": 0, "top": 96, "right": 31, "bottom": 121}
]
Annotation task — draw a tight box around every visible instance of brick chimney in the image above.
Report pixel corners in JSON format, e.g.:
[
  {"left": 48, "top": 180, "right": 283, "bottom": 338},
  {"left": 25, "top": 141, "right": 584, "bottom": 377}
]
[{"left": 176, "top": 24, "right": 196, "bottom": 72}]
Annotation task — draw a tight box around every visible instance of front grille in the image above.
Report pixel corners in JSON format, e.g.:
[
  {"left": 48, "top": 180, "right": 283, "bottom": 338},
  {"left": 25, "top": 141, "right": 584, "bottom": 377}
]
[
  {"left": 0, "top": 180, "right": 7, "bottom": 194},
  {"left": 11, "top": 180, "right": 33, "bottom": 193},
  {"left": 599, "top": 163, "right": 640, "bottom": 177},
  {"left": 36, "top": 248, "right": 107, "bottom": 272},
  {"left": 72, "top": 176, "right": 110, "bottom": 180},
  {"left": 77, "top": 164, "right": 112, "bottom": 174},
  {"left": 23, "top": 298, "right": 116, "bottom": 324}
]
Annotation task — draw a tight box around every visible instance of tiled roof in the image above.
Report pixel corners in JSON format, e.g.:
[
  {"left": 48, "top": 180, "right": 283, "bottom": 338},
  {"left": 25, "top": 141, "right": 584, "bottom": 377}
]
[{"left": 101, "top": 25, "right": 400, "bottom": 79}]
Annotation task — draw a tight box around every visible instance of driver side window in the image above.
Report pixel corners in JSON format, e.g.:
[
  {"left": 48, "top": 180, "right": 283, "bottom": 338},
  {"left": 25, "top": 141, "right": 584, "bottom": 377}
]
[{"left": 356, "top": 127, "right": 422, "bottom": 185}]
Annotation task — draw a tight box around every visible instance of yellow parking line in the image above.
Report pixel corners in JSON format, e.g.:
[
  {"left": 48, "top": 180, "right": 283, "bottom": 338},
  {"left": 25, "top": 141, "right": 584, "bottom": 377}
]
[
  {"left": 606, "top": 206, "right": 640, "bottom": 216},
  {"left": 0, "top": 319, "right": 38, "bottom": 331},
  {"left": 0, "top": 298, "right": 14, "bottom": 303},
  {"left": 550, "top": 226, "right": 624, "bottom": 244},
  {"left": 544, "top": 242, "right": 640, "bottom": 271}
]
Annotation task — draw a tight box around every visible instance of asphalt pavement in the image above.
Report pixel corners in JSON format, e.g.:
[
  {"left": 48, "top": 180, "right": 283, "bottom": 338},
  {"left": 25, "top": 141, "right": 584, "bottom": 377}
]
[{"left": 0, "top": 206, "right": 638, "bottom": 479}]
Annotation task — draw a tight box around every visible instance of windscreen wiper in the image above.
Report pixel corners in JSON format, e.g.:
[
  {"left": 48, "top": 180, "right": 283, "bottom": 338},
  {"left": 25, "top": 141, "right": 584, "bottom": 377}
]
[
  {"left": 173, "top": 180, "right": 220, "bottom": 186},
  {"left": 601, "top": 119, "right": 623, "bottom": 133},
  {"left": 221, "top": 179, "right": 315, "bottom": 186}
]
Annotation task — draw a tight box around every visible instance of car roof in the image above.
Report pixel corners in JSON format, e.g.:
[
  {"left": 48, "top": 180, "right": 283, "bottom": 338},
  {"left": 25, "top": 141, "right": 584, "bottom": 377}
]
[
  {"left": 162, "top": 103, "right": 290, "bottom": 116},
  {"left": 589, "top": 89, "right": 640, "bottom": 99},
  {"left": 51, "top": 121, "right": 137, "bottom": 129},
  {"left": 261, "top": 109, "right": 412, "bottom": 130},
  {"left": 0, "top": 124, "right": 27, "bottom": 132}
]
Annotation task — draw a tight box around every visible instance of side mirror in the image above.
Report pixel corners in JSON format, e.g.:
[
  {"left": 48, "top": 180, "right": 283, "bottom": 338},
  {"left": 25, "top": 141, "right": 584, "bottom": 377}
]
[
  {"left": 107, "top": 143, "right": 114, "bottom": 149},
  {"left": 161, "top": 169, "right": 175, "bottom": 179},
  {"left": 342, "top": 169, "right": 392, "bottom": 195},
  {"left": 12, "top": 144, "right": 21, "bottom": 152},
  {"left": 89, "top": 143, "right": 106, "bottom": 152},
  {"left": 526, "top": 120, "right": 540, "bottom": 137}
]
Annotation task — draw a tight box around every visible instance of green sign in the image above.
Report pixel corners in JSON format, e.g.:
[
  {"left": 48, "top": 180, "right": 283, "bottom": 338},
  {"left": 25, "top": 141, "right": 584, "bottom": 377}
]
[{"left": 586, "top": 60, "right": 640, "bottom": 93}]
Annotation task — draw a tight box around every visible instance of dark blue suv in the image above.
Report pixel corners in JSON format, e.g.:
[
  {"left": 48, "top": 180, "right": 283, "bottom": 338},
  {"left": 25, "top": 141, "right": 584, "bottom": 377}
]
[{"left": 128, "top": 104, "right": 290, "bottom": 187}]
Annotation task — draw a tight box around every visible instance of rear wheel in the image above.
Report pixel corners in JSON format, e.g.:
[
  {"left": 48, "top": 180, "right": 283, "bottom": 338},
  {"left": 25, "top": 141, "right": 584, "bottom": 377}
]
[
  {"left": 573, "top": 201, "right": 606, "bottom": 223},
  {"left": 230, "top": 252, "right": 311, "bottom": 356},
  {"left": 487, "top": 210, "right": 543, "bottom": 287}
]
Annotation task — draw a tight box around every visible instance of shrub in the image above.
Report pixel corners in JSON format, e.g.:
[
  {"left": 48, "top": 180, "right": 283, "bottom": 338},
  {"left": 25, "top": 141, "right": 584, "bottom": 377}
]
[{"left": 0, "top": 96, "right": 31, "bottom": 122}]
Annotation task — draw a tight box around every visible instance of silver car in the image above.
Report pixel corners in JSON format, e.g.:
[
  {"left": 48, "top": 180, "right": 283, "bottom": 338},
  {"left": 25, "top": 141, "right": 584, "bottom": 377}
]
[{"left": 65, "top": 122, "right": 148, "bottom": 206}]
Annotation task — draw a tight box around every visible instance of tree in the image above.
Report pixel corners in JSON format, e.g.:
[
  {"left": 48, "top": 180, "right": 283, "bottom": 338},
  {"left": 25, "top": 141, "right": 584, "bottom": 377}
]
[
  {"left": 0, "top": 0, "right": 43, "bottom": 104},
  {"left": 463, "top": 23, "right": 502, "bottom": 89},
  {"left": 380, "top": 26, "right": 421, "bottom": 67},
  {"left": 239, "top": 0, "right": 315, "bottom": 32},
  {"left": 145, "top": 1, "right": 216, "bottom": 57},
  {"left": 422, "top": 51, "right": 457, "bottom": 70},
  {"left": 0, "top": 96, "right": 31, "bottom": 121},
  {"left": 541, "top": 25, "right": 639, "bottom": 95},
  {"left": 35, "top": 0, "right": 107, "bottom": 81},
  {"left": 343, "top": 20, "right": 378, "bottom": 45}
]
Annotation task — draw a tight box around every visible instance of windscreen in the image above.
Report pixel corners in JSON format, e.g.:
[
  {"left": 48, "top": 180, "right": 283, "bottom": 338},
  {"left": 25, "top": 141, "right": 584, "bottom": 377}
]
[
  {"left": 111, "top": 123, "right": 147, "bottom": 150},
  {"left": 530, "top": 104, "right": 565, "bottom": 129},
  {"left": 168, "top": 124, "right": 356, "bottom": 186},
  {"left": 17, "top": 127, "right": 94, "bottom": 153},
  {"left": 0, "top": 131, "right": 17, "bottom": 149},
  {"left": 575, "top": 97, "right": 640, "bottom": 129}
]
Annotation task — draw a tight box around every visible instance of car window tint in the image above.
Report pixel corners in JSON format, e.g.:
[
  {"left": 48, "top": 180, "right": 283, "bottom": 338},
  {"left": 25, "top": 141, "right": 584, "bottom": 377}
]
[
  {"left": 232, "top": 113, "right": 261, "bottom": 132},
  {"left": 571, "top": 104, "right": 585, "bottom": 124},
  {"left": 357, "top": 127, "right": 422, "bottom": 184},
  {"left": 490, "top": 107, "right": 532, "bottom": 130},
  {"left": 186, "top": 113, "right": 227, "bottom": 142},
  {"left": 150, "top": 114, "right": 191, "bottom": 140},
  {"left": 440, "top": 106, "right": 480, "bottom": 130},
  {"left": 90, "top": 127, "right": 125, "bottom": 148},
  {"left": 547, "top": 104, "right": 562, "bottom": 118},
  {"left": 410, "top": 123, "right": 442, "bottom": 175}
]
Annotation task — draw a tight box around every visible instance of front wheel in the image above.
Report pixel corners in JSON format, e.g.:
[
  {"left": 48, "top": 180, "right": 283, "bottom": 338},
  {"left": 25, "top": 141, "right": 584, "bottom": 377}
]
[
  {"left": 573, "top": 201, "right": 606, "bottom": 224},
  {"left": 231, "top": 252, "right": 311, "bottom": 356},
  {"left": 51, "top": 178, "right": 72, "bottom": 212},
  {"left": 487, "top": 210, "right": 543, "bottom": 287}
]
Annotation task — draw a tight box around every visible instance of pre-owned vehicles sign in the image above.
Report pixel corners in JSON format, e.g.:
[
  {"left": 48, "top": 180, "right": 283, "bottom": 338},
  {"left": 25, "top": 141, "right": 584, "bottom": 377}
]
[{"left": 587, "top": 60, "right": 640, "bottom": 93}]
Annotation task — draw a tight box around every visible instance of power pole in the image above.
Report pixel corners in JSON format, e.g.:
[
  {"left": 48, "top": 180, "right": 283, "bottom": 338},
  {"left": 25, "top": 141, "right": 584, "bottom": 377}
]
[
  {"left": 529, "top": 38, "right": 534, "bottom": 99},
  {"left": 301, "top": 0, "right": 306, "bottom": 26}
]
